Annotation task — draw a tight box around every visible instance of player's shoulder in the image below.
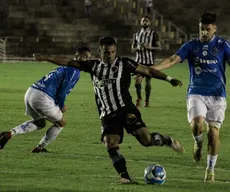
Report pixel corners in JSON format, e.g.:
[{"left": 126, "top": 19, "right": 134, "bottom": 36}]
[
  {"left": 61, "top": 66, "right": 80, "bottom": 75},
  {"left": 119, "top": 56, "right": 134, "bottom": 62},
  {"left": 215, "top": 36, "right": 229, "bottom": 46}
]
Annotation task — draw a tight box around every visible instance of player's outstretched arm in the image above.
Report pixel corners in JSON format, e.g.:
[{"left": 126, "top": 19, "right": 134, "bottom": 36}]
[
  {"left": 153, "top": 54, "right": 182, "bottom": 71},
  {"left": 135, "top": 64, "right": 182, "bottom": 87},
  {"left": 33, "top": 53, "right": 81, "bottom": 68}
]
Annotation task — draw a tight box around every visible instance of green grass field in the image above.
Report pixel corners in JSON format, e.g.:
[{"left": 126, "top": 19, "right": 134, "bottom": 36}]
[{"left": 0, "top": 62, "right": 230, "bottom": 192}]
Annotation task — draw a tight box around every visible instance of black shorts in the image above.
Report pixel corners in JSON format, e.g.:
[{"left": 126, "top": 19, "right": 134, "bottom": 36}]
[{"left": 100, "top": 103, "right": 146, "bottom": 143}]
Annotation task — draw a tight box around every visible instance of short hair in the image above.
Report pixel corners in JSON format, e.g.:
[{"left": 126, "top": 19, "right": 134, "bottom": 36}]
[
  {"left": 142, "top": 15, "right": 151, "bottom": 20},
  {"left": 199, "top": 12, "right": 216, "bottom": 24},
  {"left": 99, "top": 36, "right": 117, "bottom": 47},
  {"left": 77, "top": 47, "right": 91, "bottom": 54}
]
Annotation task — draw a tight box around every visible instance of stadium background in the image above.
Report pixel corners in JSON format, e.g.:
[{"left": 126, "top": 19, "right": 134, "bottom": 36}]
[{"left": 0, "top": 0, "right": 229, "bottom": 60}]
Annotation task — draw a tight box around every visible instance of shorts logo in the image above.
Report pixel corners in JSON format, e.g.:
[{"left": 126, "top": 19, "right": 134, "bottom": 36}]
[{"left": 126, "top": 113, "right": 137, "bottom": 124}]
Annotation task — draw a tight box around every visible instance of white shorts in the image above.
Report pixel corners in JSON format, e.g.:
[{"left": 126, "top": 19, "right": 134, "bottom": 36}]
[
  {"left": 24, "top": 87, "right": 62, "bottom": 122},
  {"left": 186, "top": 94, "right": 227, "bottom": 128}
]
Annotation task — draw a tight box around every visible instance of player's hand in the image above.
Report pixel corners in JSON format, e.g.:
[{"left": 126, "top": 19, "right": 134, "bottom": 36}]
[
  {"left": 144, "top": 43, "right": 152, "bottom": 49},
  {"left": 61, "top": 106, "right": 68, "bottom": 113},
  {"left": 169, "top": 79, "right": 183, "bottom": 87},
  {"left": 33, "top": 53, "right": 47, "bottom": 61}
]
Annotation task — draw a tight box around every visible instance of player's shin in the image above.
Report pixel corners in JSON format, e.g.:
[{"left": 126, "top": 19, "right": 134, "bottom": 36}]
[
  {"left": 206, "top": 127, "right": 219, "bottom": 173},
  {"left": 107, "top": 147, "right": 131, "bottom": 180},
  {"left": 11, "top": 120, "right": 39, "bottom": 136},
  {"left": 135, "top": 84, "right": 142, "bottom": 99},
  {"left": 37, "top": 125, "right": 63, "bottom": 148}
]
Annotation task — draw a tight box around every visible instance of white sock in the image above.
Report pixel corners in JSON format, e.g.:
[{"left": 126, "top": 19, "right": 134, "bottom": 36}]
[
  {"left": 193, "top": 133, "right": 203, "bottom": 143},
  {"left": 11, "top": 120, "right": 38, "bottom": 136},
  {"left": 37, "top": 125, "right": 63, "bottom": 148},
  {"left": 207, "top": 154, "right": 218, "bottom": 172}
]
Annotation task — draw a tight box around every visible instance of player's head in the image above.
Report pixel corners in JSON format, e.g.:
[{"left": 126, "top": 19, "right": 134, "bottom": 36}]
[
  {"left": 199, "top": 12, "right": 217, "bottom": 42},
  {"left": 74, "top": 47, "right": 91, "bottom": 61},
  {"left": 98, "top": 36, "right": 117, "bottom": 64},
  {"left": 141, "top": 15, "right": 151, "bottom": 29}
]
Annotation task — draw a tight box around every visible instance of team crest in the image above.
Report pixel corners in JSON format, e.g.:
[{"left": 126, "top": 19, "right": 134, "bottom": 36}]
[
  {"left": 211, "top": 47, "right": 218, "bottom": 56},
  {"left": 111, "top": 66, "right": 118, "bottom": 73}
]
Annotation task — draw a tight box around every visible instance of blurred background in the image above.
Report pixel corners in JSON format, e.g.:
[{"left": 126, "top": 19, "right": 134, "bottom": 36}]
[{"left": 0, "top": 0, "right": 229, "bottom": 60}]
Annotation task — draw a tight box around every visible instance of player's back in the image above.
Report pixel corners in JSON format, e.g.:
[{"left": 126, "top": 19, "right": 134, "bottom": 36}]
[{"left": 32, "top": 66, "right": 80, "bottom": 100}]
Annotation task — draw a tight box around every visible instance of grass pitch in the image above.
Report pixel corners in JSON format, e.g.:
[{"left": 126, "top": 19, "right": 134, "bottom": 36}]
[{"left": 0, "top": 62, "right": 229, "bottom": 192}]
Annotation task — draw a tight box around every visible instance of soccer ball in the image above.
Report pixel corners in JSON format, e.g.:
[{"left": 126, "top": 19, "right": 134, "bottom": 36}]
[{"left": 144, "top": 164, "right": 166, "bottom": 185}]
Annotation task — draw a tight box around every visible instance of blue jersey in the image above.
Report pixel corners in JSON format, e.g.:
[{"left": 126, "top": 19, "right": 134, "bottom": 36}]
[
  {"left": 32, "top": 66, "right": 80, "bottom": 108},
  {"left": 176, "top": 36, "right": 230, "bottom": 97}
]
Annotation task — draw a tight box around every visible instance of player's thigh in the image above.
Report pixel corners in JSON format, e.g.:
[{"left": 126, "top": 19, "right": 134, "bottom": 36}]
[
  {"left": 124, "top": 103, "right": 146, "bottom": 134},
  {"left": 101, "top": 111, "right": 125, "bottom": 144},
  {"left": 206, "top": 96, "right": 227, "bottom": 128},
  {"left": 187, "top": 95, "right": 207, "bottom": 123},
  {"left": 24, "top": 87, "right": 43, "bottom": 120},
  {"left": 28, "top": 88, "right": 63, "bottom": 122}
]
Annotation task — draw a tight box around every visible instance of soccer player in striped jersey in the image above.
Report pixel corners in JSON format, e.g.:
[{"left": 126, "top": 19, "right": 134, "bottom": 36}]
[
  {"left": 153, "top": 12, "right": 230, "bottom": 182},
  {"left": 0, "top": 47, "right": 91, "bottom": 153},
  {"left": 131, "top": 15, "right": 161, "bottom": 107},
  {"left": 33, "top": 36, "right": 184, "bottom": 184}
]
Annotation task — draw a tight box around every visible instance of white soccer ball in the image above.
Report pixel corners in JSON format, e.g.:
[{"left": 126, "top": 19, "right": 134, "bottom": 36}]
[{"left": 144, "top": 164, "right": 166, "bottom": 185}]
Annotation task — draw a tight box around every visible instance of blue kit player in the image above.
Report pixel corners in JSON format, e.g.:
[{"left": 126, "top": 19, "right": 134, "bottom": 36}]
[
  {"left": 153, "top": 12, "right": 230, "bottom": 182},
  {"left": 0, "top": 47, "right": 91, "bottom": 153}
]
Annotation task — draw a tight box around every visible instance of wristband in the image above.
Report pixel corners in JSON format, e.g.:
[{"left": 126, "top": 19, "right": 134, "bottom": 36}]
[{"left": 166, "top": 76, "right": 173, "bottom": 81}]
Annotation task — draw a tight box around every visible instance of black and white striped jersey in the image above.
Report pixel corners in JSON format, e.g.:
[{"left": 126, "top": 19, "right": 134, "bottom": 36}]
[
  {"left": 79, "top": 57, "right": 138, "bottom": 118},
  {"left": 133, "top": 28, "right": 159, "bottom": 65}
]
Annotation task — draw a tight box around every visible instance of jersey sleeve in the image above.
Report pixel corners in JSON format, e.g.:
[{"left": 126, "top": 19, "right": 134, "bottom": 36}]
[
  {"left": 76, "top": 60, "right": 96, "bottom": 73},
  {"left": 132, "top": 33, "right": 137, "bottom": 47},
  {"left": 224, "top": 40, "right": 230, "bottom": 65},
  {"left": 151, "top": 31, "right": 159, "bottom": 47},
  {"left": 122, "top": 57, "right": 139, "bottom": 73},
  {"left": 56, "top": 68, "right": 80, "bottom": 109},
  {"left": 176, "top": 42, "right": 189, "bottom": 62}
]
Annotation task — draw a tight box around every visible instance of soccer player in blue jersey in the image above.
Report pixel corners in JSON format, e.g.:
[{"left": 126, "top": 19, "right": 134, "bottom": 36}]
[
  {"left": 153, "top": 12, "right": 230, "bottom": 182},
  {"left": 0, "top": 47, "right": 91, "bottom": 152}
]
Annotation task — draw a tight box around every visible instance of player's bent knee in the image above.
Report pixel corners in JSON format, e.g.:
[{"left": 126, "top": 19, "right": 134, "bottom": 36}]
[
  {"left": 55, "top": 119, "right": 66, "bottom": 127},
  {"left": 34, "top": 118, "right": 46, "bottom": 129},
  {"left": 103, "top": 135, "right": 120, "bottom": 149},
  {"left": 191, "top": 118, "right": 203, "bottom": 129}
]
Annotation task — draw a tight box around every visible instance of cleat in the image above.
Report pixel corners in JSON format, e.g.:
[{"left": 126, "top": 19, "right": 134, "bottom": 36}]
[
  {"left": 0, "top": 132, "right": 12, "bottom": 150},
  {"left": 204, "top": 168, "right": 215, "bottom": 182},
  {"left": 193, "top": 141, "right": 203, "bottom": 163},
  {"left": 169, "top": 137, "right": 185, "bottom": 153},
  {"left": 144, "top": 101, "right": 150, "bottom": 107},
  {"left": 136, "top": 98, "right": 142, "bottom": 107},
  {"left": 31, "top": 146, "right": 48, "bottom": 153},
  {"left": 118, "top": 178, "right": 138, "bottom": 184}
]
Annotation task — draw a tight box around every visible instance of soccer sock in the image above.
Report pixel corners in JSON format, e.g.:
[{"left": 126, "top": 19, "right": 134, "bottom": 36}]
[
  {"left": 145, "top": 84, "right": 151, "bottom": 102},
  {"left": 135, "top": 84, "right": 142, "bottom": 99},
  {"left": 37, "top": 125, "right": 63, "bottom": 148},
  {"left": 207, "top": 154, "right": 218, "bottom": 172},
  {"left": 150, "top": 132, "right": 172, "bottom": 146},
  {"left": 193, "top": 133, "right": 203, "bottom": 144},
  {"left": 11, "top": 120, "right": 38, "bottom": 136},
  {"left": 107, "top": 147, "right": 131, "bottom": 180}
]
